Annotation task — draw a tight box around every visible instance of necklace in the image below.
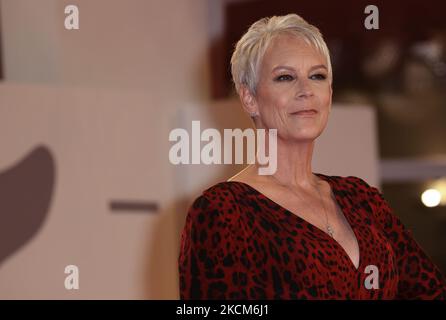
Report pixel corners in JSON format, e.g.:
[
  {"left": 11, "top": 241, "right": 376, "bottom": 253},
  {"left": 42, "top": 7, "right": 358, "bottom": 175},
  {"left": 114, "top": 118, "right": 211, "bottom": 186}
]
[{"left": 269, "top": 174, "right": 335, "bottom": 238}]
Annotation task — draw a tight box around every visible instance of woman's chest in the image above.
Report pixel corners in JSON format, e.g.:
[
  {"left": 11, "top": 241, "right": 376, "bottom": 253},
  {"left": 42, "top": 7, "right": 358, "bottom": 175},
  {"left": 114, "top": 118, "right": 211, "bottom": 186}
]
[{"left": 241, "top": 205, "right": 399, "bottom": 298}]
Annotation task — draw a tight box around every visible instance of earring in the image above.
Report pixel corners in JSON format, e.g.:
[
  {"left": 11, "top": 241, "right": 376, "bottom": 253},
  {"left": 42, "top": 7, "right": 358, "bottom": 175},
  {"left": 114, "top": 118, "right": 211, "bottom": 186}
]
[{"left": 250, "top": 112, "right": 258, "bottom": 118}]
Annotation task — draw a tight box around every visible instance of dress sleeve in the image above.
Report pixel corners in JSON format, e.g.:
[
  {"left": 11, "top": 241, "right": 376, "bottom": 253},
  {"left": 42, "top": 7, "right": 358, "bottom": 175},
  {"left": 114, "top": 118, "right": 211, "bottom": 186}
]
[
  {"left": 178, "top": 190, "right": 248, "bottom": 299},
  {"left": 361, "top": 179, "right": 446, "bottom": 299}
]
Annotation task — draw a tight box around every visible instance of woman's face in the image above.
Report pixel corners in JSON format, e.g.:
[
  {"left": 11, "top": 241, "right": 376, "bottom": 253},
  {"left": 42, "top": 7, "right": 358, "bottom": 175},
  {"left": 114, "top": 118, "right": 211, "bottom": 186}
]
[{"left": 248, "top": 33, "right": 332, "bottom": 142}]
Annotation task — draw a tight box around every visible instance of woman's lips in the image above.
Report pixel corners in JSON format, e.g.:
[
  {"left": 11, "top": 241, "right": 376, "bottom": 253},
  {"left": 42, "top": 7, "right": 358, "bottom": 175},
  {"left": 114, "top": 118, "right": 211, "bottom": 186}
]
[{"left": 291, "top": 109, "right": 318, "bottom": 116}]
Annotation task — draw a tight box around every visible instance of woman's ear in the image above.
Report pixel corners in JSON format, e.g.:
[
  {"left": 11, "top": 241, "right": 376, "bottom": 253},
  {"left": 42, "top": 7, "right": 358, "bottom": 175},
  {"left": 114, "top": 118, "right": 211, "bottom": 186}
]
[{"left": 239, "top": 85, "right": 259, "bottom": 117}]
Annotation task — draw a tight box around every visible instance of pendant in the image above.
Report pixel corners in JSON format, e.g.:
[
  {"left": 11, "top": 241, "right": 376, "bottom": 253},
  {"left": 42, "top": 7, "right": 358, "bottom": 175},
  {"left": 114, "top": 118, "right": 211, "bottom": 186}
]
[{"left": 327, "top": 225, "right": 334, "bottom": 237}]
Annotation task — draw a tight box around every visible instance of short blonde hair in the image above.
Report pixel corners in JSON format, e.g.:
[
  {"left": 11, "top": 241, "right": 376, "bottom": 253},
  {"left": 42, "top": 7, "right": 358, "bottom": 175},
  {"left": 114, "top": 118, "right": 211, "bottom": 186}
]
[{"left": 230, "top": 14, "right": 332, "bottom": 95}]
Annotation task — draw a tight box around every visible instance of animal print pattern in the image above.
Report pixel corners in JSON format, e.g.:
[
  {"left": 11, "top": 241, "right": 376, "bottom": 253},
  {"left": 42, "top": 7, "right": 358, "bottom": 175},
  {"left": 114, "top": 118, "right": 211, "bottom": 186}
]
[{"left": 178, "top": 174, "right": 446, "bottom": 299}]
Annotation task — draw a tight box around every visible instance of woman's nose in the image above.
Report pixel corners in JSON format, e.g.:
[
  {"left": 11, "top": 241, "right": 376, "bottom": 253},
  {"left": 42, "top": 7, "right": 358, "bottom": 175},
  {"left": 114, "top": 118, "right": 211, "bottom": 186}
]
[{"left": 295, "top": 79, "right": 314, "bottom": 99}]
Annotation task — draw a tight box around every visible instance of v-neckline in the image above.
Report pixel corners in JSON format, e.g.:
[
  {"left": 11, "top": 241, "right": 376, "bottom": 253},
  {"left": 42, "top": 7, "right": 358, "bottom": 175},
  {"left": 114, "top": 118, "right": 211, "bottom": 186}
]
[{"left": 225, "top": 173, "right": 362, "bottom": 271}]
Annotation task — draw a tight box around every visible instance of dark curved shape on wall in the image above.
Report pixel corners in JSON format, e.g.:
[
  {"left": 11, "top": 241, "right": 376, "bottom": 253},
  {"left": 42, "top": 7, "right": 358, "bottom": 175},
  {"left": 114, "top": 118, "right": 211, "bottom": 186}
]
[{"left": 0, "top": 146, "right": 55, "bottom": 265}]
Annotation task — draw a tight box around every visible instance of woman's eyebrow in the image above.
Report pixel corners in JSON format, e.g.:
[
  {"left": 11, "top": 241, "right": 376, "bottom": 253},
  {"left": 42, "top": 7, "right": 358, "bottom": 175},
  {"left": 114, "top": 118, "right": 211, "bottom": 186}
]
[
  {"left": 309, "top": 64, "right": 328, "bottom": 71},
  {"left": 271, "top": 64, "right": 327, "bottom": 73}
]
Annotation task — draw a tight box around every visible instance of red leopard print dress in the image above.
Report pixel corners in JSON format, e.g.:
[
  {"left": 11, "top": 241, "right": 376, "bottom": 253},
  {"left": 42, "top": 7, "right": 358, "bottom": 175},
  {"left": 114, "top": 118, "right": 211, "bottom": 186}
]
[{"left": 178, "top": 173, "right": 446, "bottom": 299}]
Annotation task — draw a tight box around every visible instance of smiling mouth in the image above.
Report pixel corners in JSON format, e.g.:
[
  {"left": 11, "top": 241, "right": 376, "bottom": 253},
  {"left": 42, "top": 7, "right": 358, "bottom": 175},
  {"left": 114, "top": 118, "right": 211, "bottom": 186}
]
[{"left": 291, "top": 109, "right": 318, "bottom": 116}]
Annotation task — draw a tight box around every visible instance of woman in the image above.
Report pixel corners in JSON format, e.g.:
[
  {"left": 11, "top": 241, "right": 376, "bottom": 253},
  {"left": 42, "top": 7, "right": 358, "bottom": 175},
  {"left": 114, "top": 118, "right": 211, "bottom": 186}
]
[{"left": 178, "top": 14, "right": 446, "bottom": 299}]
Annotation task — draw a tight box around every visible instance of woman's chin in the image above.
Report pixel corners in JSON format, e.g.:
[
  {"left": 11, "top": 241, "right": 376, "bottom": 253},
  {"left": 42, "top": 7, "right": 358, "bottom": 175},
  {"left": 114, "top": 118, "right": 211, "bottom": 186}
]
[
  {"left": 285, "top": 126, "right": 321, "bottom": 141},
  {"left": 281, "top": 131, "right": 319, "bottom": 143}
]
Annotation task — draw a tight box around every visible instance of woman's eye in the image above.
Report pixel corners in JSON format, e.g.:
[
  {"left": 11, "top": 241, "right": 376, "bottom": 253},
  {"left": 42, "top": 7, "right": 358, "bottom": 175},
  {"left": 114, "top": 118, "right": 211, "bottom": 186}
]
[
  {"left": 275, "top": 74, "right": 295, "bottom": 82},
  {"left": 310, "top": 73, "right": 327, "bottom": 80}
]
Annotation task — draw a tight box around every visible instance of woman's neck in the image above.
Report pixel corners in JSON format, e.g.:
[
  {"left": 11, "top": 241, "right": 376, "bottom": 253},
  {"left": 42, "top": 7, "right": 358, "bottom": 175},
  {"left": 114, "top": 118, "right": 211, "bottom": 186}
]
[{"left": 255, "top": 135, "right": 318, "bottom": 190}]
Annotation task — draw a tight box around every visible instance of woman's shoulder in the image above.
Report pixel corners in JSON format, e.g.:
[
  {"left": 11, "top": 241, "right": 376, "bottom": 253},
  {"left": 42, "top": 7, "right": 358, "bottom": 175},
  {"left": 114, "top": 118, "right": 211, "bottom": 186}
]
[
  {"left": 185, "top": 182, "right": 248, "bottom": 235},
  {"left": 322, "top": 173, "right": 380, "bottom": 195},
  {"left": 327, "top": 174, "right": 392, "bottom": 218},
  {"left": 187, "top": 181, "right": 248, "bottom": 216},
  {"left": 320, "top": 174, "right": 385, "bottom": 212},
  {"left": 198, "top": 180, "right": 255, "bottom": 203}
]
